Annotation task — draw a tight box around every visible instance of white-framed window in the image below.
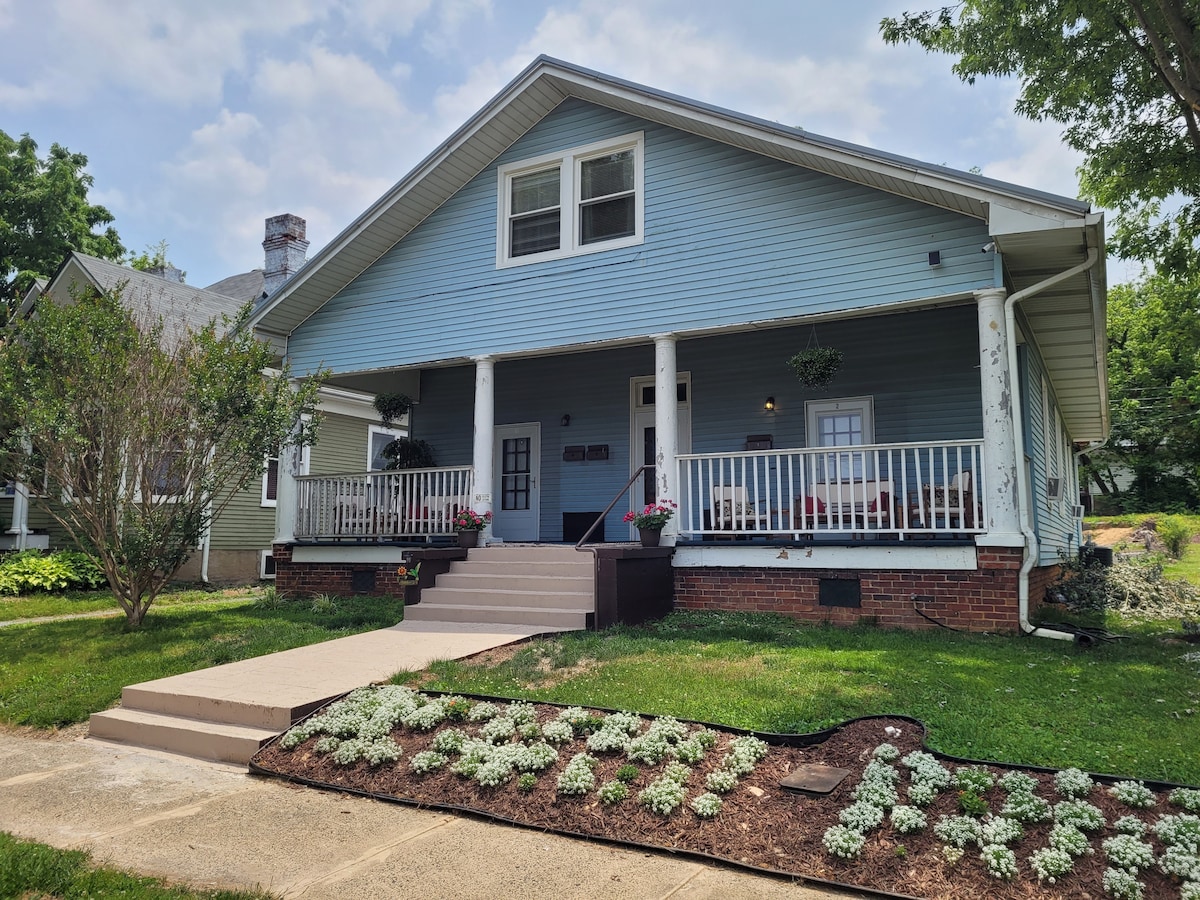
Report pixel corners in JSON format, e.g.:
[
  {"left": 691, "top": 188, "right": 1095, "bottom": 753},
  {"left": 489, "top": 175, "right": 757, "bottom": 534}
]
[
  {"left": 805, "top": 397, "right": 876, "bottom": 480},
  {"left": 368, "top": 425, "right": 405, "bottom": 472},
  {"left": 496, "top": 131, "right": 644, "bottom": 267},
  {"left": 262, "top": 442, "right": 310, "bottom": 507},
  {"left": 259, "top": 549, "right": 276, "bottom": 580}
]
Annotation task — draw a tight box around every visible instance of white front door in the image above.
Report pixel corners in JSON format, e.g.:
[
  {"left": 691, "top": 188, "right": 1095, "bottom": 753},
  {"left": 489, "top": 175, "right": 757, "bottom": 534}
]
[{"left": 492, "top": 423, "right": 540, "bottom": 541}]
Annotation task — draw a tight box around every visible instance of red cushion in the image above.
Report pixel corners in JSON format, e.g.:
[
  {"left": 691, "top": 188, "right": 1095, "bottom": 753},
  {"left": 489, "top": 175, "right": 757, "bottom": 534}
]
[
  {"left": 867, "top": 491, "right": 891, "bottom": 513},
  {"left": 803, "top": 496, "right": 825, "bottom": 515}
]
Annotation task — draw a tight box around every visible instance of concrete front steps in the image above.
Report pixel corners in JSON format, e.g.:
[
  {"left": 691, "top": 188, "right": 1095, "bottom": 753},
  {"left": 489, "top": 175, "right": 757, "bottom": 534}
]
[
  {"left": 88, "top": 679, "right": 319, "bottom": 765},
  {"left": 404, "top": 545, "right": 595, "bottom": 630}
]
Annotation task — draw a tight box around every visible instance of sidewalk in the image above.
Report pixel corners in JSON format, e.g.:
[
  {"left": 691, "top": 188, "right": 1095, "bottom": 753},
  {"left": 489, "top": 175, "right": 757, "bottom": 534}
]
[{"left": 0, "top": 729, "right": 859, "bottom": 899}]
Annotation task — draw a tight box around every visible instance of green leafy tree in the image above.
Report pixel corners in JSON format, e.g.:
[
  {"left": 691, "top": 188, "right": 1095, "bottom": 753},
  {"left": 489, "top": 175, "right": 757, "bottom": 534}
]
[
  {"left": 128, "top": 240, "right": 185, "bottom": 282},
  {"left": 0, "top": 130, "right": 124, "bottom": 316},
  {"left": 1084, "top": 270, "right": 1200, "bottom": 509},
  {"left": 880, "top": 1, "right": 1200, "bottom": 275},
  {"left": 0, "top": 287, "right": 324, "bottom": 626}
]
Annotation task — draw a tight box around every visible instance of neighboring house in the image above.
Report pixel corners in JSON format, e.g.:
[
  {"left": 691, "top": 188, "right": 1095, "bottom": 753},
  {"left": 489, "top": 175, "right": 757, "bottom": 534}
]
[
  {"left": 2, "top": 216, "right": 388, "bottom": 583},
  {"left": 248, "top": 57, "right": 1108, "bottom": 634}
]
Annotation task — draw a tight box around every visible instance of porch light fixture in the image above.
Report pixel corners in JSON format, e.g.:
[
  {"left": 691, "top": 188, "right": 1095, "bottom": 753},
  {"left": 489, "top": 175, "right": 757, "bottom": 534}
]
[
  {"left": 561, "top": 414, "right": 571, "bottom": 427},
  {"left": 764, "top": 397, "right": 776, "bottom": 411}
]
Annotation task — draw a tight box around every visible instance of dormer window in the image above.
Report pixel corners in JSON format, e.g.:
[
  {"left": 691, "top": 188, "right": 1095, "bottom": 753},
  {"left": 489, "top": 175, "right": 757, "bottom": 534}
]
[{"left": 497, "top": 132, "right": 644, "bottom": 267}]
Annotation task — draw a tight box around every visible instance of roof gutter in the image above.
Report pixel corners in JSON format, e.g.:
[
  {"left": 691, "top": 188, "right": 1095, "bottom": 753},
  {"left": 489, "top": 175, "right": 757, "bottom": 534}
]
[{"left": 1004, "top": 246, "right": 1100, "bottom": 642}]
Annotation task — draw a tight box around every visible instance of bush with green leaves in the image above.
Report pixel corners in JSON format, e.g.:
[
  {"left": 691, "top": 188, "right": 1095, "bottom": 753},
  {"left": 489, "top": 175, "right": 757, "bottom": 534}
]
[
  {"left": 979, "top": 816, "right": 1024, "bottom": 847},
  {"left": 556, "top": 752, "right": 598, "bottom": 796},
  {"left": 1049, "top": 824, "right": 1095, "bottom": 858},
  {"left": 1001, "top": 791, "right": 1052, "bottom": 824},
  {"left": 1114, "top": 816, "right": 1148, "bottom": 836},
  {"left": 705, "top": 768, "right": 738, "bottom": 794},
  {"left": 872, "top": 742, "right": 900, "bottom": 762},
  {"left": 954, "top": 766, "right": 996, "bottom": 793},
  {"left": 933, "top": 815, "right": 982, "bottom": 848},
  {"left": 1160, "top": 515, "right": 1198, "bottom": 559},
  {"left": 410, "top": 751, "right": 448, "bottom": 775},
  {"left": 0, "top": 550, "right": 105, "bottom": 595},
  {"left": 1055, "top": 800, "right": 1106, "bottom": 832},
  {"left": 1156, "top": 813, "right": 1200, "bottom": 851},
  {"left": 998, "top": 770, "right": 1039, "bottom": 795},
  {"left": 1160, "top": 845, "right": 1200, "bottom": 881},
  {"left": 1103, "top": 834, "right": 1154, "bottom": 873},
  {"left": 1054, "top": 768, "right": 1095, "bottom": 799}
]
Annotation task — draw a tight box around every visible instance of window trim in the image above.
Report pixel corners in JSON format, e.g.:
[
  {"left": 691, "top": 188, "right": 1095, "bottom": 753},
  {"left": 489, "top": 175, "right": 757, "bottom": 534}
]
[
  {"left": 496, "top": 131, "right": 645, "bottom": 268},
  {"left": 367, "top": 424, "right": 406, "bottom": 472}
]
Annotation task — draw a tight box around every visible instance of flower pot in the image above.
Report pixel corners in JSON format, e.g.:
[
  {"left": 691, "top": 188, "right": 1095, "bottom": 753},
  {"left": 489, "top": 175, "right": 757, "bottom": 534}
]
[
  {"left": 456, "top": 530, "right": 480, "bottom": 549},
  {"left": 638, "top": 528, "right": 662, "bottom": 548}
]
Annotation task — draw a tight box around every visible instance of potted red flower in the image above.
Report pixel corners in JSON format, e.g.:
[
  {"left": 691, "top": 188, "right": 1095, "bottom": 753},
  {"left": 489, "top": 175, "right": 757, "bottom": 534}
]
[{"left": 623, "top": 501, "right": 677, "bottom": 547}]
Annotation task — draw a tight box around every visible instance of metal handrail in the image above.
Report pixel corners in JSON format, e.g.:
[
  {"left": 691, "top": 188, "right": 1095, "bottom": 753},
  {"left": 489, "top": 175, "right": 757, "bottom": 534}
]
[{"left": 574, "top": 465, "right": 652, "bottom": 551}]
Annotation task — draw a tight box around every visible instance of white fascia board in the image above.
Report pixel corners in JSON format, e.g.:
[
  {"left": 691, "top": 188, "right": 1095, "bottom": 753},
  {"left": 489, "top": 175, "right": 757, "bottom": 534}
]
[
  {"left": 988, "top": 203, "right": 1090, "bottom": 236},
  {"left": 317, "top": 385, "right": 380, "bottom": 420}
]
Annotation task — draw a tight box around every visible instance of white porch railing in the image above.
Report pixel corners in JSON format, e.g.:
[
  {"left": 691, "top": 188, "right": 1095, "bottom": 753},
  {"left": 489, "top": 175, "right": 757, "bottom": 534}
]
[
  {"left": 676, "top": 440, "right": 986, "bottom": 540},
  {"left": 295, "top": 466, "right": 474, "bottom": 540}
]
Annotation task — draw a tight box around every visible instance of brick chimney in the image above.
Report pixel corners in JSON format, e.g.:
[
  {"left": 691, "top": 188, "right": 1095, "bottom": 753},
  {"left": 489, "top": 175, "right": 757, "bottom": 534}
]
[{"left": 262, "top": 213, "right": 309, "bottom": 297}]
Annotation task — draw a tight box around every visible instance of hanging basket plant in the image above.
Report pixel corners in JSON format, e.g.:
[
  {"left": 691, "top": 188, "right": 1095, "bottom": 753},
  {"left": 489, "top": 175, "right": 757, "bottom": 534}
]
[
  {"left": 373, "top": 393, "right": 413, "bottom": 427},
  {"left": 788, "top": 346, "right": 843, "bottom": 388}
]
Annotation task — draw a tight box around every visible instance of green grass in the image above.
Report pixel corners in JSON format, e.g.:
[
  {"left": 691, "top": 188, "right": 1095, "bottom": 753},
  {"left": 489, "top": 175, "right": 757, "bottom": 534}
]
[
  {"left": 0, "top": 831, "right": 275, "bottom": 899},
  {"left": 0, "top": 595, "right": 405, "bottom": 727},
  {"left": 1164, "top": 540, "right": 1200, "bottom": 583},
  {"left": 400, "top": 610, "right": 1200, "bottom": 785},
  {"left": 0, "top": 583, "right": 266, "bottom": 621}
]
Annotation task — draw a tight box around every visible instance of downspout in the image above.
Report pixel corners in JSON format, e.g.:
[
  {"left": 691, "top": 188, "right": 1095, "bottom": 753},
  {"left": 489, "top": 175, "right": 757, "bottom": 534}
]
[{"left": 1003, "top": 246, "right": 1099, "bottom": 641}]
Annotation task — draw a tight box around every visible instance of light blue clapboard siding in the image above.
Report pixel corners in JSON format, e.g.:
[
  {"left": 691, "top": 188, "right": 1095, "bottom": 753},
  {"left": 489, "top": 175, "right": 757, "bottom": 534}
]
[
  {"left": 414, "top": 307, "right": 982, "bottom": 541},
  {"left": 1019, "top": 338, "right": 1083, "bottom": 565},
  {"left": 286, "top": 99, "right": 996, "bottom": 375}
]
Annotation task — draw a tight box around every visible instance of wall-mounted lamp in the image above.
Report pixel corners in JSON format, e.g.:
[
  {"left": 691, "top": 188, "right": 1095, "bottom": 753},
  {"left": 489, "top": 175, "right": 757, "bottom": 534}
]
[
  {"left": 560, "top": 414, "right": 571, "bottom": 427},
  {"left": 927, "top": 250, "right": 942, "bottom": 268},
  {"left": 764, "top": 396, "right": 776, "bottom": 411}
]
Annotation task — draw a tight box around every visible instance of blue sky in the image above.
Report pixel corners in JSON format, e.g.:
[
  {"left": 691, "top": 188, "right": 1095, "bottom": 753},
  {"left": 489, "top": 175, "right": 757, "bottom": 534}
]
[{"left": 1, "top": 0, "right": 1113, "bottom": 289}]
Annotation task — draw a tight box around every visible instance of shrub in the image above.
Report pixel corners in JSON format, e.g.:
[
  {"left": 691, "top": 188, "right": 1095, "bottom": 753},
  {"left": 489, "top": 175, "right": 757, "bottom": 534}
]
[
  {"left": 690, "top": 793, "right": 723, "bottom": 818},
  {"left": 889, "top": 805, "right": 927, "bottom": 835},
  {"left": 823, "top": 825, "right": 866, "bottom": 859},
  {"left": 0, "top": 550, "right": 105, "bottom": 595},
  {"left": 839, "top": 801, "right": 885, "bottom": 832},
  {"left": 1109, "top": 781, "right": 1156, "bottom": 809},
  {"left": 1160, "top": 515, "right": 1197, "bottom": 559},
  {"left": 597, "top": 780, "right": 628, "bottom": 805},
  {"left": 1029, "top": 847, "right": 1075, "bottom": 883},
  {"left": 1103, "top": 834, "right": 1154, "bottom": 872},
  {"left": 980, "top": 843, "right": 1018, "bottom": 879},
  {"left": 1101, "top": 866, "right": 1144, "bottom": 900},
  {"left": 1054, "top": 768, "right": 1095, "bottom": 799}
]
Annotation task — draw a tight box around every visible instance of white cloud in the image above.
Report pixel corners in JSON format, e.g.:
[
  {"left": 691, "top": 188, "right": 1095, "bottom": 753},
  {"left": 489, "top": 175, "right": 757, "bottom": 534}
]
[
  {"left": 979, "top": 115, "right": 1084, "bottom": 202},
  {"left": 430, "top": 0, "right": 888, "bottom": 148}
]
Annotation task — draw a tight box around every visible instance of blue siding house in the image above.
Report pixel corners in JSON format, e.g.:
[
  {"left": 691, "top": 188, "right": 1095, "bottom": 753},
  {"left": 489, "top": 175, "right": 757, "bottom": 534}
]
[{"left": 251, "top": 57, "right": 1108, "bottom": 636}]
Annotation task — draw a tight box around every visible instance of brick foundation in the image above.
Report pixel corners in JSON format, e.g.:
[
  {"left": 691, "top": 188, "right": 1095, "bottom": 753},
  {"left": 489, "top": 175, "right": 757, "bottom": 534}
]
[
  {"left": 273, "top": 543, "right": 410, "bottom": 598},
  {"left": 673, "top": 547, "right": 1026, "bottom": 632}
]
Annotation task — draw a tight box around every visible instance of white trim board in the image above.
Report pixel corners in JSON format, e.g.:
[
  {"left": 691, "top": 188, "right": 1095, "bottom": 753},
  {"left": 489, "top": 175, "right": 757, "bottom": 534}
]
[{"left": 672, "top": 544, "right": 978, "bottom": 571}]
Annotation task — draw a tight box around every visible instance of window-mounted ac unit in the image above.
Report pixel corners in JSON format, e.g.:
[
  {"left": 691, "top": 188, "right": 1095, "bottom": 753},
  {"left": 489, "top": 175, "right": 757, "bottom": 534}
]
[{"left": 1046, "top": 477, "right": 1063, "bottom": 501}]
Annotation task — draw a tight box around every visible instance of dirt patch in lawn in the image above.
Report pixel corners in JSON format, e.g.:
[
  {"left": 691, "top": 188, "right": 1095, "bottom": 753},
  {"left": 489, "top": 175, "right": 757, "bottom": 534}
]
[{"left": 253, "top": 696, "right": 1196, "bottom": 900}]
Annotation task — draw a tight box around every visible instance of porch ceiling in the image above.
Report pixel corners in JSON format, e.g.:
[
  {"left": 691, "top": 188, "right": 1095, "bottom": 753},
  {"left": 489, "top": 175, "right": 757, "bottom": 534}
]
[{"left": 997, "top": 225, "right": 1108, "bottom": 442}]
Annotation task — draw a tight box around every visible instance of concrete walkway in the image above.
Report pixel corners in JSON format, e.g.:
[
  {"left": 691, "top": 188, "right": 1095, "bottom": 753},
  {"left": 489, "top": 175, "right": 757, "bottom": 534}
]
[
  {"left": 89, "top": 621, "right": 575, "bottom": 762},
  {"left": 0, "top": 729, "right": 858, "bottom": 899}
]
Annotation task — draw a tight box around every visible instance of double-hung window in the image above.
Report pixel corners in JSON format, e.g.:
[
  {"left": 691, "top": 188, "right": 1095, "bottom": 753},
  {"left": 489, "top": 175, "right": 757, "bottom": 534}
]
[{"left": 497, "top": 132, "right": 644, "bottom": 267}]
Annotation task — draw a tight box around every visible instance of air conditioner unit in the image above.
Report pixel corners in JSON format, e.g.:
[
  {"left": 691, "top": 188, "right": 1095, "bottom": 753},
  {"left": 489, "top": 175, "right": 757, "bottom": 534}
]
[{"left": 1046, "top": 477, "right": 1063, "bottom": 501}]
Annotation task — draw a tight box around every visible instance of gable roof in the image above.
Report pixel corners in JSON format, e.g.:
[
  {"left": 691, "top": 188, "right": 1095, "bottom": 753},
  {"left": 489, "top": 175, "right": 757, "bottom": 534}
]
[
  {"left": 206, "top": 269, "right": 266, "bottom": 306},
  {"left": 250, "top": 55, "right": 1097, "bottom": 341},
  {"left": 31, "top": 252, "right": 246, "bottom": 334},
  {"left": 247, "top": 55, "right": 1107, "bottom": 440}
]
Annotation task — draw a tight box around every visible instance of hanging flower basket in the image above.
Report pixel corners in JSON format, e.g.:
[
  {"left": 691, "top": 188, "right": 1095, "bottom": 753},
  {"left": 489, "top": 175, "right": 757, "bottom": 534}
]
[{"left": 787, "top": 346, "right": 843, "bottom": 388}]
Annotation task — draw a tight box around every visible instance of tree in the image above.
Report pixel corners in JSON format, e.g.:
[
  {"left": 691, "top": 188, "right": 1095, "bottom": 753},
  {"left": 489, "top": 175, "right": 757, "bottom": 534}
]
[
  {"left": 1083, "top": 270, "right": 1200, "bottom": 510},
  {"left": 0, "top": 130, "right": 125, "bottom": 318},
  {"left": 0, "top": 287, "right": 324, "bottom": 626},
  {"left": 880, "top": 1, "right": 1200, "bottom": 275},
  {"left": 128, "top": 240, "right": 186, "bottom": 282}
]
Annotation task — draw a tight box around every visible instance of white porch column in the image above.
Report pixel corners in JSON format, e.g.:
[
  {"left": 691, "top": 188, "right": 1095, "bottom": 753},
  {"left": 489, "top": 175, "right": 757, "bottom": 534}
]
[
  {"left": 471, "top": 355, "right": 496, "bottom": 541},
  {"left": 652, "top": 334, "right": 679, "bottom": 545},
  {"left": 274, "top": 438, "right": 301, "bottom": 544},
  {"left": 975, "top": 288, "right": 1023, "bottom": 541},
  {"left": 6, "top": 481, "right": 30, "bottom": 550}
]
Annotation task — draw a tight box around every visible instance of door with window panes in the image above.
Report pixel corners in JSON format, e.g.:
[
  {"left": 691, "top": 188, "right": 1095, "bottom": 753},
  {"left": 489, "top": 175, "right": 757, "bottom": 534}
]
[
  {"left": 805, "top": 397, "right": 874, "bottom": 482},
  {"left": 491, "top": 423, "right": 541, "bottom": 540}
]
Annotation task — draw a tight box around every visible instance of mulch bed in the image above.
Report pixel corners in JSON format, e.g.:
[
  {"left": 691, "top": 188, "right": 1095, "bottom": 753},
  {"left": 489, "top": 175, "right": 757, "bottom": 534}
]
[{"left": 251, "top": 698, "right": 1193, "bottom": 900}]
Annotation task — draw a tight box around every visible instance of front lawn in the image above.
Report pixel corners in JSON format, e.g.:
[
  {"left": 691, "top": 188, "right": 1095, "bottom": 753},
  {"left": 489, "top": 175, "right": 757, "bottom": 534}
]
[
  {"left": 404, "top": 611, "right": 1200, "bottom": 786},
  {"left": 0, "top": 831, "right": 275, "bottom": 900},
  {"left": 0, "top": 583, "right": 263, "bottom": 621},
  {"left": 0, "top": 595, "right": 405, "bottom": 728}
]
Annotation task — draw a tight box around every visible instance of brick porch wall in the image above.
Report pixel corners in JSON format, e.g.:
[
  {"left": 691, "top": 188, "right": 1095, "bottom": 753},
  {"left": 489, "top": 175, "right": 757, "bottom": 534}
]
[
  {"left": 272, "top": 543, "right": 410, "bottom": 598},
  {"left": 673, "top": 547, "right": 1025, "bottom": 632}
]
